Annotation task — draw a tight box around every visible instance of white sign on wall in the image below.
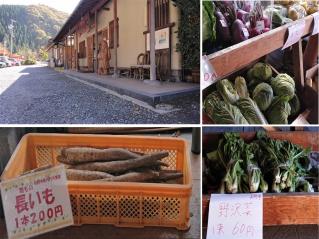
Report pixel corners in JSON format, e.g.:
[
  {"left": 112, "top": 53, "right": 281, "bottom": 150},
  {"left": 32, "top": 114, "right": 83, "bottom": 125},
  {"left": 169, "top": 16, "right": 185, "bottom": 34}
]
[
  {"left": 146, "top": 27, "right": 170, "bottom": 51},
  {"left": 0, "top": 165, "right": 74, "bottom": 239},
  {"left": 206, "top": 193, "right": 263, "bottom": 239}
]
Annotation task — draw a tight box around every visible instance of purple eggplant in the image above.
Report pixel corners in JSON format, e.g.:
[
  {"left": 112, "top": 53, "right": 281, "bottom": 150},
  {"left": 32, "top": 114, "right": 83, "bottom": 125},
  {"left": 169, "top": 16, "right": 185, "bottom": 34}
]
[
  {"left": 236, "top": 9, "right": 249, "bottom": 23},
  {"left": 231, "top": 19, "right": 249, "bottom": 44},
  {"left": 215, "top": 11, "right": 231, "bottom": 43}
]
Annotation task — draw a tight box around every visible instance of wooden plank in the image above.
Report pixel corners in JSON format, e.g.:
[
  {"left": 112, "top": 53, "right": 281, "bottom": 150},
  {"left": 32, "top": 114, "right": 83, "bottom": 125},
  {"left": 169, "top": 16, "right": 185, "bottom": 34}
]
[
  {"left": 292, "top": 40, "right": 305, "bottom": 94},
  {"left": 303, "top": 34, "right": 318, "bottom": 71},
  {"left": 208, "top": 15, "right": 314, "bottom": 80},
  {"left": 202, "top": 193, "right": 319, "bottom": 227}
]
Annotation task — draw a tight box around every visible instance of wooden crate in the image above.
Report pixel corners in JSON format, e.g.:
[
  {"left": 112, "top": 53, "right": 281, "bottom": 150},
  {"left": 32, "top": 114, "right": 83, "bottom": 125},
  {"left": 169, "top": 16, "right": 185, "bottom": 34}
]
[
  {"left": 202, "top": 131, "right": 319, "bottom": 226},
  {"left": 203, "top": 62, "right": 319, "bottom": 124},
  {"left": 203, "top": 13, "right": 319, "bottom": 125}
]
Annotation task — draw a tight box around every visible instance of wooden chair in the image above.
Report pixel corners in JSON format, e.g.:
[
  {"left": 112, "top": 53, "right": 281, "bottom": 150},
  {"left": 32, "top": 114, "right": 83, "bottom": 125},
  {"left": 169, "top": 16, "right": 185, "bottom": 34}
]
[
  {"left": 130, "top": 53, "right": 145, "bottom": 79},
  {"left": 142, "top": 52, "right": 162, "bottom": 81}
]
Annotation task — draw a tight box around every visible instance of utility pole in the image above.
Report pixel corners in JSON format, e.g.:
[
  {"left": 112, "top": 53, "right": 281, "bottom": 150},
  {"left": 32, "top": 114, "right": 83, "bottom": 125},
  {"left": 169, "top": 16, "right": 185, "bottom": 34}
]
[{"left": 8, "top": 19, "right": 16, "bottom": 57}]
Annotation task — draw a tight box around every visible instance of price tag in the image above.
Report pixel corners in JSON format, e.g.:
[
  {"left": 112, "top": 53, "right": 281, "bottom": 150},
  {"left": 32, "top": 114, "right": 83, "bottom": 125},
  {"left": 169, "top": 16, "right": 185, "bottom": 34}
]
[
  {"left": 242, "top": 28, "right": 249, "bottom": 38},
  {"left": 220, "top": 19, "right": 228, "bottom": 28},
  {"left": 282, "top": 20, "right": 306, "bottom": 50},
  {"left": 0, "top": 165, "right": 74, "bottom": 239},
  {"left": 256, "top": 21, "right": 265, "bottom": 32},
  {"left": 311, "top": 12, "right": 319, "bottom": 35},
  {"left": 206, "top": 193, "right": 263, "bottom": 239},
  {"left": 202, "top": 55, "right": 218, "bottom": 89}
]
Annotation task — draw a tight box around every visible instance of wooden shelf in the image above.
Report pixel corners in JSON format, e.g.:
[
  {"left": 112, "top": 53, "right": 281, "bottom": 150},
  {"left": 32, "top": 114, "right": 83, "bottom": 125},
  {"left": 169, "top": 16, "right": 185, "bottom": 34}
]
[
  {"left": 202, "top": 193, "right": 319, "bottom": 226},
  {"left": 207, "top": 14, "right": 315, "bottom": 81},
  {"left": 202, "top": 132, "right": 319, "bottom": 226}
]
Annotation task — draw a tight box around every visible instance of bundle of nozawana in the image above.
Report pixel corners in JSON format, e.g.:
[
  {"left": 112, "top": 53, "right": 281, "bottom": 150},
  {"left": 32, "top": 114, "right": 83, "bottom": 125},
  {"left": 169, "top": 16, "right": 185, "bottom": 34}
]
[
  {"left": 204, "top": 132, "right": 316, "bottom": 193},
  {"left": 57, "top": 147, "right": 183, "bottom": 183},
  {"left": 204, "top": 62, "right": 301, "bottom": 124}
]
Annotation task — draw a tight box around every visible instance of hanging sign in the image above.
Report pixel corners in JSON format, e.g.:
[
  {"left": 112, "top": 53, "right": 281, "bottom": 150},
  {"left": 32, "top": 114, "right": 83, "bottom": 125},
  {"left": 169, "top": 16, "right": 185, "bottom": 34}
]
[
  {"left": 146, "top": 27, "right": 170, "bottom": 51},
  {"left": 0, "top": 165, "right": 74, "bottom": 239},
  {"left": 202, "top": 55, "right": 218, "bottom": 89},
  {"left": 311, "top": 12, "right": 319, "bottom": 35},
  {"left": 282, "top": 20, "right": 306, "bottom": 50},
  {"left": 206, "top": 193, "right": 263, "bottom": 239}
]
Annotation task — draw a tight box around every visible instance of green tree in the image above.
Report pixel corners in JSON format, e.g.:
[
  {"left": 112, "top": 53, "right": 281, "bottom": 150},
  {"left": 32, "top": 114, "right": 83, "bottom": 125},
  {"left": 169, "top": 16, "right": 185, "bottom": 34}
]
[{"left": 172, "top": 0, "right": 200, "bottom": 70}]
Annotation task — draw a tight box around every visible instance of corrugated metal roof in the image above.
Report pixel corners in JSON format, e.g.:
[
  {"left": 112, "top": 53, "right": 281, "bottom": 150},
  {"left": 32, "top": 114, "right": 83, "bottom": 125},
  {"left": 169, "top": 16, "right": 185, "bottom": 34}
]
[{"left": 53, "top": 0, "right": 110, "bottom": 43}]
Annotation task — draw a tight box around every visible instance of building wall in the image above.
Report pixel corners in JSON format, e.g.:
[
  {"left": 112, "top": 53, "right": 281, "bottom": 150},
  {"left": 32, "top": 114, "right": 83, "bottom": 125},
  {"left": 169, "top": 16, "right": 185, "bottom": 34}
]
[{"left": 74, "top": 0, "right": 181, "bottom": 73}]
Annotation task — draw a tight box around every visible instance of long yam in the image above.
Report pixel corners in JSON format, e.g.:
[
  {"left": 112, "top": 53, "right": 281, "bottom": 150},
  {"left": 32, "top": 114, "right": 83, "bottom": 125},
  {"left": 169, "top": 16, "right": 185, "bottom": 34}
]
[
  {"left": 69, "top": 152, "right": 169, "bottom": 174},
  {"left": 66, "top": 169, "right": 113, "bottom": 181},
  {"left": 98, "top": 171, "right": 159, "bottom": 182},
  {"left": 58, "top": 147, "right": 140, "bottom": 165}
]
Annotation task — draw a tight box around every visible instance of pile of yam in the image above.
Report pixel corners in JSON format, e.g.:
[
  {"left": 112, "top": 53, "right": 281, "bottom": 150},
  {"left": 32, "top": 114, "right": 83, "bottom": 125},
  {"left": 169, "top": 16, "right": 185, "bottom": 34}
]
[{"left": 58, "top": 147, "right": 183, "bottom": 184}]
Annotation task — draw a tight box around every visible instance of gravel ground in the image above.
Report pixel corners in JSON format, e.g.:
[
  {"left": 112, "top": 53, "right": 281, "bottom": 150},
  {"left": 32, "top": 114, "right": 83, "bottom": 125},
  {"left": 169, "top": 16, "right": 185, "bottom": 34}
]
[{"left": 0, "top": 66, "right": 199, "bottom": 124}]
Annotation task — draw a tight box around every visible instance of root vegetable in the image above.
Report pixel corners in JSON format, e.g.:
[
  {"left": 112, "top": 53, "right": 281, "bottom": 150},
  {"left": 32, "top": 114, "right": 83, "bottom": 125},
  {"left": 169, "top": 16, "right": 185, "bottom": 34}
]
[
  {"left": 58, "top": 147, "right": 140, "bottom": 165},
  {"left": 66, "top": 169, "right": 113, "bottom": 181},
  {"left": 98, "top": 171, "right": 159, "bottom": 182},
  {"left": 69, "top": 152, "right": 169, "bottom": 174},
  {"left": 157, "top": 171, "right": 183, "bottom": 182}
]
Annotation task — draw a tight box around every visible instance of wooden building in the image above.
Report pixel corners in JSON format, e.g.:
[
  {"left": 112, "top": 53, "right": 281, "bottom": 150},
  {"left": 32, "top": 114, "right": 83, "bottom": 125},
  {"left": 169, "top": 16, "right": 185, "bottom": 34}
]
[{"left": 48, "top": 0, "right": 184, "bottom": 81}]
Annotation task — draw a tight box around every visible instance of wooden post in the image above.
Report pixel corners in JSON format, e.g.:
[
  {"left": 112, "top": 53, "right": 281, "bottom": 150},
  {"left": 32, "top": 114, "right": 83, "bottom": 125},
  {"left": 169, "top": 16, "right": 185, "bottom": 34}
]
[
  {"left": 95, "top": 10, "right": 98, "bottom": 73},
  {"left": 113, "top": 0, "right": 118, "bottom": 78},
  {"left": 303, "top": 34, "right": 318, "bottom": 71},
  {"left": 292, "top": 40, "right": 304, "bottom": 94},
  {"left": 150, "top": 0, "right": 156, "bottom": 82}
]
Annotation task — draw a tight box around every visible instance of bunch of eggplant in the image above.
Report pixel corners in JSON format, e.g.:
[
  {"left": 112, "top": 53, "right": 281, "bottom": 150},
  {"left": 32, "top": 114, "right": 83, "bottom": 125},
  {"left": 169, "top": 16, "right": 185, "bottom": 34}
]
[
  {"left": 57, "top": 147, "right": 183, "bottom": 183},
  {"left": 204, "top": 132, "right": 316, "bottom": 194}
]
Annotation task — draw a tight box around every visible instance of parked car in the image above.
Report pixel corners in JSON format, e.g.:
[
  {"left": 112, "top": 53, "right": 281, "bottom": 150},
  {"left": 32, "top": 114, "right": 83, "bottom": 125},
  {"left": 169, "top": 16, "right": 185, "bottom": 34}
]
[
  {"left": 9, "top": 58, "right": 21, "bottom": 66},
  {"left": 0, "top": 56, "right": 12, "bottom": 67},
  {"left": 0, "top": 61, "right": 6, "bottom": 68}
]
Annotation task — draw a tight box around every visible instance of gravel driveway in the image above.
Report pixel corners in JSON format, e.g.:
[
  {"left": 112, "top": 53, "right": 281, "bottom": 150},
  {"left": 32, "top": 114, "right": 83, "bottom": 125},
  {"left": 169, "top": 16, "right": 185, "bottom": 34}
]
[{"left": 0, "top": 65, "right": 199, "bottom": 124}]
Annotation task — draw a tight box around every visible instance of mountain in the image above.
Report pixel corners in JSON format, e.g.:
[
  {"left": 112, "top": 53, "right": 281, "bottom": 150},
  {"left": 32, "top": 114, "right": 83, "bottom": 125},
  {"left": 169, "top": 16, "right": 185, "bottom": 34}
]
[{"left": 0, "top": 4, "right": 68, "bottom": 53}]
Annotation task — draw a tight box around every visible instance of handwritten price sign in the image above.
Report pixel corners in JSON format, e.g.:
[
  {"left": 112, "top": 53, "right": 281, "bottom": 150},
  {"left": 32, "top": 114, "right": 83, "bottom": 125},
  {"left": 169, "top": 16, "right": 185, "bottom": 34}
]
[
  {"left": 0, "top": 165, "right": 74, "bottom": 239},
  {"left": 202, "top": 55, "right": 218, "bottom": 89},
  {"left": 282, "top": 20, "right": 306, "bottom": 50},
  {"left": 206, "top": 193, "right": 263, "bottom": 239}
]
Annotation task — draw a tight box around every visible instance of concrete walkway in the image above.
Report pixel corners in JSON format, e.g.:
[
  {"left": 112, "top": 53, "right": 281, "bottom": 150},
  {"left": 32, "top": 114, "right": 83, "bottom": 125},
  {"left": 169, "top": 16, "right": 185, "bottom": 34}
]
[{"left": 63, "top": 70, "right": 200, "bottom": 105}]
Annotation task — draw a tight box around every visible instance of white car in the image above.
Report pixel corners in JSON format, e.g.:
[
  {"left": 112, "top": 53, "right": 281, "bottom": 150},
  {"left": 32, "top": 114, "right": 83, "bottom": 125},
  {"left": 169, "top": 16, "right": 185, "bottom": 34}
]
[{"left": 0, "top": 61, "right": 6, "bottom": 68}]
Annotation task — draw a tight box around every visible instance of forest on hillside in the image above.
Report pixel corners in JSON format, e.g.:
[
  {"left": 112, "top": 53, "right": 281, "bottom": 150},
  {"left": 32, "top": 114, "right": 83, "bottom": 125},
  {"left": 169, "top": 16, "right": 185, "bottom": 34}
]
[{"left": 0, "top": 4, "right": 68, "bottom": 54}]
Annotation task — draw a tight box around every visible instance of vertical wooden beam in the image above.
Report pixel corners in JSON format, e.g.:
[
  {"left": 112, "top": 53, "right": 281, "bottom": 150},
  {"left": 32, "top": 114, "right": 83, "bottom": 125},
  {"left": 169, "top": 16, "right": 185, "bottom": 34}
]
[
  {"left": 292, "top": 40, "right": 304, "bottom": 94},
  {"left": 113, "top": 0, "right": 118, "bottom": 78},
  {"left": 150, "top": 0, "right": 156, "bottom": 81},
  {"left": 303, "top": 34, "right": 318, "bottom": 72},
  {"left": 95, "top": 10, "right": 98, "bottom": 73}
]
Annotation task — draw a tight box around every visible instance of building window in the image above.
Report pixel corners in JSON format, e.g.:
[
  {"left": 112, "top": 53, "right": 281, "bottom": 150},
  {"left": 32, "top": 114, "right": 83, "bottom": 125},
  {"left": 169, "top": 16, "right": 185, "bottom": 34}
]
[
  {"left": 147, "top": 0, "right": 170, "bottom": 29},
  {"left": 109, "top": 18, "right": 119, "bottom": 49},
  {"left": 79, "top": 41, "right": 86, "bottom": 58}
]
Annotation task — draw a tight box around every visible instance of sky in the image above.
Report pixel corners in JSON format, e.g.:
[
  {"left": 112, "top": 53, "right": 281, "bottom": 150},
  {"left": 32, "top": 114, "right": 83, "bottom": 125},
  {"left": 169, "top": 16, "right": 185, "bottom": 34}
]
[{"left": 0, "top": 0, "right": 81, "bottom": 13}]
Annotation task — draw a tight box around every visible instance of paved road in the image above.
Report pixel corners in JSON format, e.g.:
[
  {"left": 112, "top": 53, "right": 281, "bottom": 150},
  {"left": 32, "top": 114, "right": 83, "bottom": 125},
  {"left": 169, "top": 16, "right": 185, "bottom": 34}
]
[{"left": 0, "top": 66, "right": 199, "bottom": 124}]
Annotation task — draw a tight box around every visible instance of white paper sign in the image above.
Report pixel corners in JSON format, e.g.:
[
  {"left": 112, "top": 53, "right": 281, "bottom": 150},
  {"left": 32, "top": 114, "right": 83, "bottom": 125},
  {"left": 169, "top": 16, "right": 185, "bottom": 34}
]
[
  {"left": 202, "top": 55, "right": 218, "bottom": 89},
  {"left": 282, "top": 20, "right": 306, "bottom": 50},
  {"left": 146, "top": 27, "right": 170, "bottom": 51},
  {"left": 0, "top": 165, "right": 74, "bottom": 239},
  {"left": 256, "top": 21, "right": 265, "bottom": 32},
  {"left": 311, "top": 12, "right": 319, "bottom": 35},
  {"left": 206, "top": 193, "right": 263, "bottom": 239}
]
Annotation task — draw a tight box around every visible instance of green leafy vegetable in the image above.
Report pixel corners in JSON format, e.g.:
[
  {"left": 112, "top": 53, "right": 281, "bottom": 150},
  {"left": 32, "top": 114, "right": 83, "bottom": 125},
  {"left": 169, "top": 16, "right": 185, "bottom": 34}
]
[
  {"left": 235, "top": 76, "right": 249, "bottom": 98},
  {"left": 266, "top": 96, "right": 291, "bottom": 124},
  {"left": 271, "top": 73, "right": 295, "bottom": 100},
  {"left": 289, "top": 94, "right": 301, "bottom": 117},
  {"left": 236, "top": 98, "right": 268, "bottom": 124},
  {"left": 216, "top": 79, "right": 240, "bottom": 104},
  {"left": 252, "top": 83, "right": 274, "bottom": 111},
  {"left": 252, "top": 62, "right": 273, "bottom": 82}
]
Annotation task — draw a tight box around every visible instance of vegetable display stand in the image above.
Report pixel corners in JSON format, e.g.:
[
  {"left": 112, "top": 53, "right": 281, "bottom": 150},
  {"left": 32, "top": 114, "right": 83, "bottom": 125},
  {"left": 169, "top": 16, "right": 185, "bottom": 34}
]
[
  {"left": 1, "top": 133, "right": 192, "bottom": 230},
  {"left": 203, "top": 13, "right": 319, "bottom": 124},
  {"left": 202, "top": 131, "right": 319, "bottom": 226}
]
